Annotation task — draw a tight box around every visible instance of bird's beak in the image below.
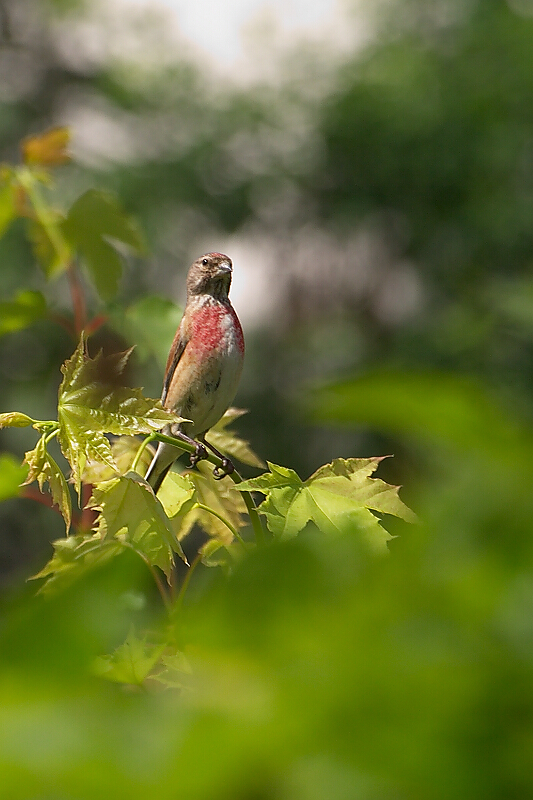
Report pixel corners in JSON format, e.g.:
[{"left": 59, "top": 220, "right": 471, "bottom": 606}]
[{"left": 219, "top": 261, "right": 232, "bottom": 274}]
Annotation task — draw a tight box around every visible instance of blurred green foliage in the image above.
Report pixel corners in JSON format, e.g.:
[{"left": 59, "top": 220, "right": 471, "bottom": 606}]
[
  {"left": 1, "top": 0, "right": 533, "bottom": 795},
  {"left": 1, "top": 375, "right": 533, "bottom": 798}
]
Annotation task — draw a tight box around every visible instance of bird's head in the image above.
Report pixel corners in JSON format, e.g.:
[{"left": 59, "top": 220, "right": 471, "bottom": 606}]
[{"left": 186, "top": 253, "right": 233, "bottom": 300}]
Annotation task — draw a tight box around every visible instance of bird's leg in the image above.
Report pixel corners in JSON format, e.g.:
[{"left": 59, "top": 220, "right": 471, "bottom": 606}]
[
  {"left": 199, "top": 435, "right": 235, "bottom": 480},
  {"left": 171, "top": 429, "right": 208, "bottom": 468}
]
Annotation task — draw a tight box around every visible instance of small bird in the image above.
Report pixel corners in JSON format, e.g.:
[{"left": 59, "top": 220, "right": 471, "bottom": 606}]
[{"left": 145, "top": 252, "right": 244, "bottom": 493}]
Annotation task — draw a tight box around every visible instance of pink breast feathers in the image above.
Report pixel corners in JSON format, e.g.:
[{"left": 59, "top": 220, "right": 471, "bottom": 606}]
[{"left": 191, "top": 303, "right": 244, "bottom": 356}]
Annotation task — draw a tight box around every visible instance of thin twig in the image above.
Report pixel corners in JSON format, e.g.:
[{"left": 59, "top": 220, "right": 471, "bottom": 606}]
[
  {"left": 132, "top": 432, "right": 157, "bottom": 475},
  {"left": 119, "top": 541, "right": 172, "bottom": 613},
  {"left": 85, "top": 314, "right": 108, "bottom": 336},
  {"left": 79, "top": 482, "right": 97, "bottom": 533},
  {"left": 48, "top": 312, "right": 75, "bottom": 338},
  {"left": 174, "top": 552, "right": 202, "bottom": 614},
  {"left": 67, "top": 263, "right": 87, "bottom": 336},
  {"left": 193, "top": 502, "right": 247, "bottom": 548}
]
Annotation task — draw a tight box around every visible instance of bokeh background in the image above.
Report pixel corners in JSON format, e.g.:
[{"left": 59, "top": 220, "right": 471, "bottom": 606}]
[{"left": 2, "top": 0, "right": 533, "bottom": 797}]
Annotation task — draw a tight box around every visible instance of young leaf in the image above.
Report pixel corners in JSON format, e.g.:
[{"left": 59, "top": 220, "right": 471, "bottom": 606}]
[
  {"left": 89, "top": 472, "right": 188, "bottom": 578},
  {"left": 0, "top": 290, "right": 47, "bottom": 337},
  {"left": 199, "top": 538, "right": 245, "bottom": 571},
  {"left": 63, "top": 189, "right": 145, "bottom": 300},
  {"left": 238, "top": 458, "right": 415, "bottom": 551},
  {"left": 0, "top": 411, "right": 35, "bottom": 428},
  {"left": 23, "top": 436, "right": 72, "bottom": 531},
  {"left": 176, "top": 461, "right": 247, "bottom": 544},
  {"left": 0, "top": 453, "right": 28, "bottom": 501},
  {"left": 21, "top": 127, "right": 71, "bottom": 167},
  {"left": 93, "top": 628, "right": 166, "bottom": 686},
  {"left": 207, "top": 408, "right": 266, "bottom": 469},
  {"left": 157, "top": 471, "right": 197, "bottom": 519},
  {"left": 199, "top": 537, "right": 227, "bottom": 566},
  {"left": 82, "top": 435, "right": 155, "bottom": 484},
  {"left": 148, "top": 650, "right": 192, "bottom": 690},
  {"left": 31, "top": 533, "right": 123, "bottom": 593},
  {"left": 57, "top": 337, "right": 180, "bottom": 494}
]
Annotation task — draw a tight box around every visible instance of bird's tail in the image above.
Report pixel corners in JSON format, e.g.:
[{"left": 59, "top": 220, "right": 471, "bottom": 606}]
[{"left": 144, "top": 440, "right": 183, "bottom": 493}]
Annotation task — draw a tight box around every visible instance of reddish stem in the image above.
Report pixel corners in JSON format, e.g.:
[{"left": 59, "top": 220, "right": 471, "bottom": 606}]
[
  {"left": 79, "top": 482, "right": 97, "bottom": 533},
  {"left": 48, "top": 311, "right": 75, "bottom": 338},
  {"left": 21, "top": 485, "right": 81, "bottom": 527},
  {"left": 85, "top": 314, "right": 108, "bottom": 336},
  {"left": 20, "top": 485, "right": 55, "bottom": 509}
]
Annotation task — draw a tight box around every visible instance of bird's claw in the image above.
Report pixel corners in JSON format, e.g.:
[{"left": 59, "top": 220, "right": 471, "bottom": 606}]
[
  {"left": 189, "top": 442, "right": 208, "bottom": 468},
  {"left": 213, "top": 458, "right": 234, "bottom": 480}
]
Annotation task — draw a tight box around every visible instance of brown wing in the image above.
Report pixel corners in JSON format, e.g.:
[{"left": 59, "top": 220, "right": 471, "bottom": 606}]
[{"left": 161, "top": 326, "right": 188, "bottom": 406}]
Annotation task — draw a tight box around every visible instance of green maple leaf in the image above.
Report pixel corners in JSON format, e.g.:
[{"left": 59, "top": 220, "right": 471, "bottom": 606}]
[
  {"left": 159, "top": 471, "right": 245, "bottom": 561},
  {"left": 308, "top": 457, "right": 417, "bottom": 520},
  {"left": 57, "top": 336, "right": 180, "bottom": 495},
  {"left": 238, "top": 458, "right": 416, "bottom": 551},
  {"left": 63, "top": 189, "right": 145, "bottom": 300},
  {"left": 157, "top": 471, "right": 197, "bottom": 519},
  {"left": 82, "top": 435, "right": 156, "bottom": 484},
  {"left": 89, "top": 472, "right": 188, "bottom": 579},
  {"left": 198, "top": 537, "right": 245, "bottom": 571},
  {"left": 23, "top": 435, "right": 72, "bottom": 531},
  {"left": 174, "top": 461, "right": 247, "bottom": 544},
  {"left": 93, "top": 628, "right": 166, "bottom": 686},
  {"left": 207, "top": 408, "right": 266, "bottom": 469},
  {"left": 148, "top": 650, "right": 192, "bottom": 690},
  {"left": 30, "top": 533, "right": 122, "bottom": 594}
]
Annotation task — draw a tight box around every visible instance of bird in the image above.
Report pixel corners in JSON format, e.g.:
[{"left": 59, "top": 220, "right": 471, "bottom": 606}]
[{"left": 144, "top": 252, "right": 244, "bottom": 493}]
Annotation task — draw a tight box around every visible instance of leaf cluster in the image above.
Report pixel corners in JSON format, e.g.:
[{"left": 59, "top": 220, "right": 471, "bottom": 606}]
[
  {"left": 7, "top": 331, "right": 412, "bottom": 607},
  {"left": 0, "top": 127, "right": 414, "bottom": 698},
  {"left": 0, "top": 332, "right": 413, "bottom": 684},
  {"left": 240, "top": 458, "right": 414, "bottom": 549}
]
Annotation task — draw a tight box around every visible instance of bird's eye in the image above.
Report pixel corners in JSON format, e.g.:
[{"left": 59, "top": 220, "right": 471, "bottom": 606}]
[{"left": 202, "top": 258, "right": 208, "bottom": 266}]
